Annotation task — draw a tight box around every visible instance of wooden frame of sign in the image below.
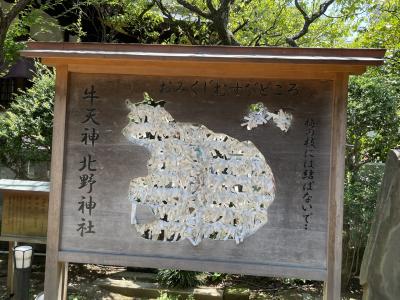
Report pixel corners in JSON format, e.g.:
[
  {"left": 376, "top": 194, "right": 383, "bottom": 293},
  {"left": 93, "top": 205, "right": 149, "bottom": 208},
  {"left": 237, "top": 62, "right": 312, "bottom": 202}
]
[{"left": 21, "top": 43, "right": 384, "bottom": 300}]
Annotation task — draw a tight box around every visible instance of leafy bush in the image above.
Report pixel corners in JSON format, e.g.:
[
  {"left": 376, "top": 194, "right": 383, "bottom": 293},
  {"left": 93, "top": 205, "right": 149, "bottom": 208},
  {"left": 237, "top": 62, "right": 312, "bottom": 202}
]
[
  {"left": 206, "top": 272, "right": 227, "bottom": 285},
  {"left": 346, "top": 71, "right": 400, "bottom": 171},
  {"left": 157, "top": 269, "right": 202, "bottom": 289},
  {"left": 342, "top": 163, "right": 385, "bottom": 287},
  {"left": 342, "top": 65, "right": 400, "bottom": 288},
  {"left": 0, "top": 61, "right": 55, "bottom": 179},
  {"left": 157, "top": 292, "right": 194, "bottom": 300}
]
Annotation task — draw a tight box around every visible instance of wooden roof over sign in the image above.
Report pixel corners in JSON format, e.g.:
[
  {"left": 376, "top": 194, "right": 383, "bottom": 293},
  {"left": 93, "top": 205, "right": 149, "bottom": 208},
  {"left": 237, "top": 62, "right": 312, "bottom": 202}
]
[
  {"left": 0, "top": 179, "right": 49, "bottom": 193},
  {"left": 21, "top": 42, "right": 385, "bottom": 77},
  {"left": 22, "top": 42, "right": 385, "bottom": 65}
]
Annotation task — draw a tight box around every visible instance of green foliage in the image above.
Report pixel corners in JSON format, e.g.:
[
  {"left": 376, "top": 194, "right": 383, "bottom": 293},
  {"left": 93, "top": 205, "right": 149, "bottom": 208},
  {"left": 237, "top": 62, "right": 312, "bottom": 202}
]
[
  {"left": 105, "top": 0, "right": 164, "bottom": 40},
  {"left": 346, "top": 69, "right": 400, "bottom": 174},
  {"left": 157, "top": 292, "right": 195, "bottom": 300},
  {"left": 337, "top": 0, "right": 400, "bottom": 288},
  {"left": 231, "top": 0, "right": 353, "bottom": 47},
  {"left": 342, "top": 64, "right": 400, "bottom": 287},
  {"left": 344, "top": 164, "right": 384, "bottom": 241},
  {"left": 1, "top": 1, "right": 67, "bottom": 72},
  {"left": 3, "top": 17, "right": 29, "bottom": 69},
  {"left": 157, "top": 269, "right": 202, "bottom": 289},
  {"left": 342, "top": 163, "right": 385, "bottom": 287},
  {"left": 352, "top": 0, "right": 400, "bottom": 49},
  {"left": 0, "top": 61, "right": 55, "bottom": 179},
  {"left": 68, "top": 0, "right": 356, "bottom": 47},
  {"left": 72, "top": 0, "right": 165, "bottom": 43},
  {"left": 206, "top": 272, "right": 227, "bottom": 284},
  {"left": 248, "top": 102, "right": 264, "bottom": 112},
  {"left": 67, "top": 296, "right": 85, "bottom": 300}
]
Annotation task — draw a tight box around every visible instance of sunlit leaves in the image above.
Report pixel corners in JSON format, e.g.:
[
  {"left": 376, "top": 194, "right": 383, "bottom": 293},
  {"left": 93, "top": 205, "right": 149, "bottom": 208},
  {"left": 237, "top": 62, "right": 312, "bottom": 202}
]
[
  {"left": 352, "top": 0, "right": 400, "bottom": 49},
  {"left": 347, "top": 70, "right": 400, "bottom": 169},
  {"left": 0, "top": 62, "right": 55, "bottom": 179}
]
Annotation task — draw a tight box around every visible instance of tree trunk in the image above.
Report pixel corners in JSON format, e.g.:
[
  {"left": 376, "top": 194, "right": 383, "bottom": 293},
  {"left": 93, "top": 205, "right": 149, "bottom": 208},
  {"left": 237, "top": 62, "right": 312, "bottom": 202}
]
[
  {"left": 0, "top": 22, "right": 8, "bottom": 71},
  {"left": 0, "top": 0, "right": 33, "bottom": 71}
]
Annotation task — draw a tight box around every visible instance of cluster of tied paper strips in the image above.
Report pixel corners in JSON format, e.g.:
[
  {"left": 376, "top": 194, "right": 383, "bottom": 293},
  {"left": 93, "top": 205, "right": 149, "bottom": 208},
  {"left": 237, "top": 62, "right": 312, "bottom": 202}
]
[
  {"left": 122, "top": 94, "right": 292, "bottom": 246},
  {"left": 241, "top": 102, "right": 293, "bottom": 132}
]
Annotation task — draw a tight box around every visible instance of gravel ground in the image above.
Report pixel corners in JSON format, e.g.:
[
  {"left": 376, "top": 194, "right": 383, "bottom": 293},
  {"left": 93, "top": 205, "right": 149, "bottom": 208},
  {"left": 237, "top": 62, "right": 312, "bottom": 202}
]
[{"left": 0, "top": 254, "right": 362, "bottom": 300}]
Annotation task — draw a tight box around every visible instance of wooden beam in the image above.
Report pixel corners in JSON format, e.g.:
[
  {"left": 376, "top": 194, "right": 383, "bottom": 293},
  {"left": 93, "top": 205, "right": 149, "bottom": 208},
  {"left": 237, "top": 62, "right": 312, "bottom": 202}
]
[
  {"left": 323, "top": 73, "right": 348, "bottom": 300},
  {"left": 61, "top": 262, "right": 69, "bottom": 300},
  {"left": 0, "top": 236, "right": 46, "bottom": 244},
  {"left": 58, "top": 250, "right": 327, "bottom": 281},
  {"left": 21, "top": 41, "right": 386, "bottom": 66},
  {"left": 44, "top": 65, "right": 69, "bottom": 300},
  {"left": 6, "top": 241, "right": 15, "bottom": 297},
  {"left": 40, "top": 57, "right": 366, "bottom": 79}
]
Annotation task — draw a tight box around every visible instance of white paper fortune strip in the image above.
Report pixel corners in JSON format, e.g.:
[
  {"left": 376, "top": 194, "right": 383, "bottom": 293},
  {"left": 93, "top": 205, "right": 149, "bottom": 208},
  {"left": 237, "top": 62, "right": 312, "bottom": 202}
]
[
  {"left": 122, "top": 94, "right": 276, "bottom": 246},
  {"left": 242, "top": 103, "right": 292, "bottom": 132}
]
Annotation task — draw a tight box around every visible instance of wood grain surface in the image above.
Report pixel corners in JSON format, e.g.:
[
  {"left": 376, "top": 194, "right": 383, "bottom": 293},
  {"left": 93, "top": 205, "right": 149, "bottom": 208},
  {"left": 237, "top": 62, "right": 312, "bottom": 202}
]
[
  {"left": 58, "top": 73, "right": 334, "bottom": 280},
  {"left": 1, "top": 191, "right": 48, "bottom": 237}
]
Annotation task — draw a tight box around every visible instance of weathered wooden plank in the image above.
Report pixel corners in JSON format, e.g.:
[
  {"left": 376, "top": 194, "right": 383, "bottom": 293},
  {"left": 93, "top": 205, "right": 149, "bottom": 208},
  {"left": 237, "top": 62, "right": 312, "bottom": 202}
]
[
  {"left": 1, "top": 191, "right": 48, "bottom": 237},
  {"left": 59, "top": 74, "right": 332, "bottom": 279},
  {"left": 44, "top": 65, "right": 69, "bottom": 300},
  {"left": 61, "top": 262, "right": 69, "bottom": 300},
  {"left": 0, "top": 235, "right": 46, "bottom": 244},
  {"left": 323, "top": 73, "right": 348, "bottom": 300},
  {"left": 6, "top": 241, "right": 15, "bottom": 297},
  {"left": 58, "top": 251, "right": 327, "bottom": 281},
  {"left": 41, "top": 57, "right": 366, "bottom": 76},
  {"left": 64, "top": 62, "right": 338, "bottom": 80}
]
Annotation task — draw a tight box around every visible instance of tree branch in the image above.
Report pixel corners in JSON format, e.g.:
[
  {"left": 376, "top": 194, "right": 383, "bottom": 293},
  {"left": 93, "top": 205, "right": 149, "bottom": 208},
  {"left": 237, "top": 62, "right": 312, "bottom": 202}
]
[
  {"left": 294, "top": 0, "right": 309, "bottom": 20},
  {"left": 206, "top": 0, "right": 216, "bottom": 14},
  {"left": 176, "top": 0, "right": 211, "bottom": 18},
  {"left": 176, "top": 0, "right": 239, "bottom": 45},
  {"left": 286, "top": 0, "right": 335, "bottom": 47},
  {"left": 220, "top": 0, "right": 234, "bottom": 11},
  {"left": 246, "top": 3, "right": 284, "bottom": 46},
  {"left": 155, "top": 0, "right": 202, "bottom": 45},
  {"left": 4, "top": 0, "right": 32, "bottom": 26},
  {"left": 232, "top": 19, "right": 248, "bottom": 34},
  {"left": 0, "top": 7, "right": 4, "bottom": 24},
  {"left": 0, "top": 0, "right": 33, "bottom": 71},
  {"left": 154, "top": 0, "right": 173, "bottom": 19},
  {"left": 139, "top": 0, "right": 155, "bottom": 19}
]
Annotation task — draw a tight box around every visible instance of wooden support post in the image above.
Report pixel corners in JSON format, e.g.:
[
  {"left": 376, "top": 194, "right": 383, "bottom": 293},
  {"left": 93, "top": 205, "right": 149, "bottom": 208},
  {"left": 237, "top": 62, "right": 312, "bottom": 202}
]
[
  {"left": 323, "top": 73, "right": 349, "bottom": 300},
  {"left": 61, "top": 262, "right": 69, "bottom": 300},
  {"left": 44, "top": 65, "right": 69, "bottom": 300},
  {"left": 7, "top": 241, "right": 16, "bottom": 297}
]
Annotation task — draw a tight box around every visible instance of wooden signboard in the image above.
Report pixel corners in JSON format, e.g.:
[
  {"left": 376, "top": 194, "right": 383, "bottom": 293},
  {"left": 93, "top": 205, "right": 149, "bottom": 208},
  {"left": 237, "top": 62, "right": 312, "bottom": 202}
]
[
  {"left": 0, "top": 179, "right": 49, "bottom": 242},
  {"left": 21, "top": 43, "right": 384, "bottom": 300}
]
